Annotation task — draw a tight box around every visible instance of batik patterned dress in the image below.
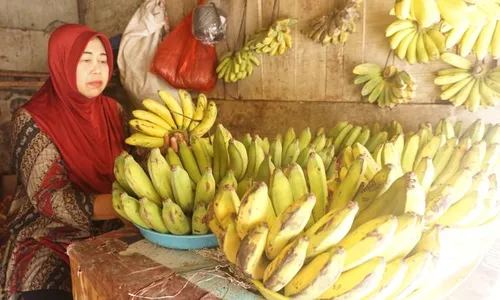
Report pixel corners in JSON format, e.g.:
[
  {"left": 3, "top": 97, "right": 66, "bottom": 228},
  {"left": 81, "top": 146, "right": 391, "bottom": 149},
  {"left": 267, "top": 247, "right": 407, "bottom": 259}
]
[{"left": 0, "top": 107, "right": 127, "bottom": 298}]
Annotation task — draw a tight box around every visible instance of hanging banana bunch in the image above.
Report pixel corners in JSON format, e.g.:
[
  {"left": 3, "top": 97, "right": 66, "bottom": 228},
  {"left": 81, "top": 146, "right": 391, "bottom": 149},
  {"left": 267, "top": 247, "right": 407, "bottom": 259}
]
[
  {"left": 353, "top": 62, "right": 417, "bottom": 108},
  {"left": 306, "top": 0, "right": 363, "bottom": 46},
  {"left": 245, "top": 18, "right": 296, "bottom": 56},
  {"left": 216, "top": 47, "right": 261, "bottom": 83}
]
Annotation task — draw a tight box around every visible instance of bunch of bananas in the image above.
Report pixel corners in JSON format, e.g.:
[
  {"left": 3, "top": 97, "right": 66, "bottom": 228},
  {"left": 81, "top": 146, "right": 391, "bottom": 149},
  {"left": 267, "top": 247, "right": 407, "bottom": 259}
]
[
  {"left": 112, "top": 148, "right": 218, "bottom": 235},
  {"left": 306, "top": 0, "right": 362, "bottom": 45},
  {"left": 353, "top": 63, "right": 417, "bottom": 108},
  {"left": 125, "top": 89, "right": 217, "bottom": 149},
  {"left": 208, "top": 116, "right": 500, "bottom": 299},
  {"left": 245, "top": 18, "right": 295, "bottom": 56},
  {"left": 216, "top": 48, "right": 261, "bottom": 83},
  {"left": 434, "top": 53, "right": 500, "bottom": 112},
  {"left": 391, "top": 0, "right": 500, "bottom": 59},
  {"left": 386, "top": 19, "right": 446, "bottom": 64}
]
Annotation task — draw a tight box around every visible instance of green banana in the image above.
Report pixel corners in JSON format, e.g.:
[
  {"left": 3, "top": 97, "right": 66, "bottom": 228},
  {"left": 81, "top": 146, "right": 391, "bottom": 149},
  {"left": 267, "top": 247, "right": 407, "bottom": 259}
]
[
  {"left": 162, "top": 198, "right": 191, "bottom": 235},
  {"left": 228, "top": 139, "right": 249, "bottom": 181},
  {"left": 121, "top": 193, "right": 151, "bottom": 228},
  {"left": 308, "top": 152, "right": 328, "bottom": 220},
  {"left": 171, "top": 165, "right": 194, "bottom": 213},
  {"left": 194, "top": 168, "right": 216, "bottom": 208},
  {"left": 139, "top": 197, "right": 169, "bottom": 233},
  {"left": 270, "top": 168, "right": 294, "bottom": 216},
  {"left": 123, "top": 155, "right": 161, "bottom": 205}
]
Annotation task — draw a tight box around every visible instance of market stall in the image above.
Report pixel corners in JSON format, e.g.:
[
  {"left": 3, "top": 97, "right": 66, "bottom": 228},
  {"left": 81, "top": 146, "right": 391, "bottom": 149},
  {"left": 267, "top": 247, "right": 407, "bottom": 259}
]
[{"left": 70, "top": 0, "right": 500, "bottom": 299}]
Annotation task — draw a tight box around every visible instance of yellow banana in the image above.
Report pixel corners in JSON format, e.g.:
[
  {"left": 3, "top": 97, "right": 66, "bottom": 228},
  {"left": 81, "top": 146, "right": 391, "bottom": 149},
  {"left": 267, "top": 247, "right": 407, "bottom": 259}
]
[
  {"left": 308, "top": 152, "right": 328, "bottom": 220},
  {"left": 432, "top": 138, "right": 471, "bottom": 187},
  {"left": 147, "top": 148, "right": 173, "bottom": 201},
  {"left": 255, "top": 156, "right": 275, "bottom": 185},
  {"left": 170, "top": 165, "right": 194, "bottom": 213},
  {"left": 270, "top": 138, "right": 283, "bottom": 168},
  {"left": 236, "top": 182, "right": 271, "bottom": 239},
  {"left": 286, "top": 163, "right": 309, "bottom": 201},
  {"left": 460, "top": 141, "right": 487, "bottom": 174},
  {"left": 320, "top": 257, "right": 386, "bottom": 300},
  {"left": 190, "top": 135, "right": 212, "bottom": 174},
  {"left": 188, "top": 94, "right": 208, "bottom": 131},
  {"left": 432, "top": 137, "right": 457, "bottom": 180},
  {"left": 414, "top": 157, "right": 435, "bottom": 194},
  {"left": 282, "top": 139, "right": 300, "bottom": 165},
  {"left": 388, "top": 251, "right": 435, "bottom": 299},
  {"left": 190, "top": 101, "right": 217, "bottom": 137},
  {"left": 413, "top": 134, "right": 445, "bottom": 169},
  {"left": 123, "top": 155, "right": 161, "bottom": 205},
  {"left": 139, "top": 197, "right": 168, "bottom": 233},
  {"left": 236, "top": 222, "right": 270, "bottom": 280},
  {"left": 121, "top": 193, "right": 151, "bottom": 229},
  {"left": 158, "top": 90, "right": 183, "bottom": 128},
  {"left": 362, "top": 258, "right": 408, "bottom": 300},
  {"left": 194, "top": 168, "right": 216, "bottom": 208},
  {"left": 191, "top": 202, "right": 209, "bottom": 235},
  {"left": 353, "top": 164, "right": 399, "bottom": 213},
  {"left": 178, "top": 89, "right": 194, "bottom": 130},
  {"left": 435, "top": 191, "right": 486, "bottom": 227},
  {"left": 244, "top": 139, "right": 266, "bottom": 179},
  {"left": 284, "top": 247, "right": 346, "bottom": 299},
  {"left": 132, "top": 109, "right": 173, "bottom": 130},
  {"left": 129, "top": 119, "right": 168, "bottom": 138},
  {"left": 113, "top": 151, "right": 135, "bottom": 195},
  {"left": 298, "top": 127, "right": 312, "bottom": 151},
  {"left": 212, "top": 185, "right": 238, "bottom": 224},
  {"left": 125, "top": 133, "right": 164, "bottom": 148},
  {"left": 166, "top": 147, "right": 183, "bottom": 168},
  {"left": 378, "top": 212, "right": 423, "bottom": 262},
  {"left": 220, "top": 214, "right": 240, "bottom": 263},
  {"left": 329, "top": 154, "right": 368, "bottom": 211},
  {"left": 269, "top": 168, "right": 294, "bottom": 216},
  {"left": 178, "top": 140, "right": 201, "bottom": 183},
  {"left": 142, "top": 98, "right": 177, "bottom": 129},
  {"left": 111, "top": 181, "right": 129, "bottom": 221},
  {"left": 401, "top": 134, "right": 420, "bottom": 173},
  {"left": 305, "top": 201, "right": 359, "bottom": 259},
  {"left": 162, "top": 198, "right": 191, "bottom": 235}
]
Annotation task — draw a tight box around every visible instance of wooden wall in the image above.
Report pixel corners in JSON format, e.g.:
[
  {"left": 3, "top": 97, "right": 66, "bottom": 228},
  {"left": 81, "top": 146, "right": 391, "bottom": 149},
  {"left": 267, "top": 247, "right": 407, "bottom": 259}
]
[{"left": 164, "top": 0, "right": 500, "bottom": 137}]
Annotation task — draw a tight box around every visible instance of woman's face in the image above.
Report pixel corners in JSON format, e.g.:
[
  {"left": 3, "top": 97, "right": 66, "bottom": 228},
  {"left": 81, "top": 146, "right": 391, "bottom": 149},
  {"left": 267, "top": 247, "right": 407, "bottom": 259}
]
[{"left": 76, "top": 37, "right": 109, "bottom": 98}]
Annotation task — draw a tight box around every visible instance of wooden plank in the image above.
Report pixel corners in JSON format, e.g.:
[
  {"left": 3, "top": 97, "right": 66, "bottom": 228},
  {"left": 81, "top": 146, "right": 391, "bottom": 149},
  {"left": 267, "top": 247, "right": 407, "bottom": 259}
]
[
  {"left": 0, "top": 28, "right": 50, "bottom": 73},
  {"left": 0, "top": 71, "right": 49, "bottom": 77},
  {"left": 0, "top": 0, "right": 78, "bottom": 31},
  {"left": 294, "top": 0, "right": 329, "bottom": 101},
  {"left": 325, "top": 0, "right": 343, "bottom": 101},
  {"left": 214, "top": 99, "right": 500, "bottom": 139},
  {"left": 164, "top": 0, "right": 198, "bottom": 28}
]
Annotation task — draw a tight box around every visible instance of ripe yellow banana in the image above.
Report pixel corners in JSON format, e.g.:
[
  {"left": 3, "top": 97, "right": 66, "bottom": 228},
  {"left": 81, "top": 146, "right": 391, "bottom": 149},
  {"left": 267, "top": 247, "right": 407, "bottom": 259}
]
[
  {"left": 125, "top": 133, "right": 164, "bottom": 148},
  {"left": 284, "top": 247, "right": 346, "bottom": 299},
  {"left": 220, "top": 214, "right": 240, "bottom": 263},
  {"left": 188, "top": 94, "right": 208, "bottom": 131},
  {"left": 142, "top": 98, "right": 177, "bottom": 129},
  {"left": 414, "top": 157, "right": 435, "bottom": 194},
  {"left": 378, "top": 212, "right": 423, "bottom": 262},
  {"left": 192, "top": 202, "right": 209, "bottom": 235},
  {"left": 178, "top": 89, "right": 194, "bottom": 130},
  {"left": 236, "top": 182, "right": 271, "bottom": 239},
  {"left": 388, "top": 251, "right": 435, "bottom": 299},
  {"left": 178, "top": 140, "right": 201, "bottom": 183},
  {"left": 320, "top": 257, "right": 386, "bottom": 299},
  {"left": 362, "top": 258, "right": 408, "bottom": 300},
  {"left": 158, "top": 90, "right": 183, "bottom": 128},
  {"left": 213, "top": 185, "right": 238, "bottom": 224},
  {"left": 236, "top": 222, "right": 270, "bottom": 280},
  {"left": 194, "top": 168, "right": 216, "bottom": 208},
  {"left": 121, "top": 193, "right": 151, "bottom": 229},
  {"left": 114, "top": 151, "right": 135, "bottom": 195},
  {"left": 269, "top": 168, "right": 294, "bottom": 216},
  {"left": 129, "top": 119, "right": 168, "bottom": 138},
  {"left": 190, "top": 101, "right": 217, "bottom": 137},
  {"left": 111, "top": 181, "right": 129, "bottom": 221},
  {"left": 329, "top": 154, "right": 368, "bottom": 211},
  {"left": 308, "top": 152, "right": 328, "bottom": 220},
  {"left": 132, "top": 109, "right": 173, "bottom": 131}
]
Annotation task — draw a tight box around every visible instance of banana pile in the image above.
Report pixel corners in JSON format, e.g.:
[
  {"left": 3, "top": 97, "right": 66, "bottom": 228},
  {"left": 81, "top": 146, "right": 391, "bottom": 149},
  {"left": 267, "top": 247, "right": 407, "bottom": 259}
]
[
  {"left": 391, "top": 0, "right": 500, "bottom": 59},
  {"left": 353, "top": 63, "right": 417, "bottom": 108},
  {"left": 434, "top": 53, "right": 500, "bottom": 112},
  {"left": 306, "top": 0, "right": 362, "bottom": 45},
  {"left": 125, "top": 89, "right": 217, "bottom": 149},
  {"left": 245, "top": 18, "right": 295, "bottom": 56},
  {"left": 386, "top": 19, "right": 445, "bottom": 64},
  {"left": 207, "top": 117, "right": 500, "bottom": 299},
  {"left": 216, "top": 48, "right": 261, "bottom": 83}
]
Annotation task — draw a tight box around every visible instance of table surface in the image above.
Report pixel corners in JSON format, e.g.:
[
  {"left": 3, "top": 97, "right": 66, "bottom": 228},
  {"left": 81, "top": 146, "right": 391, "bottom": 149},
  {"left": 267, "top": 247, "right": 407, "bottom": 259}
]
[{"left": 67, "top": 227, "right": 500, "bottom": 300}]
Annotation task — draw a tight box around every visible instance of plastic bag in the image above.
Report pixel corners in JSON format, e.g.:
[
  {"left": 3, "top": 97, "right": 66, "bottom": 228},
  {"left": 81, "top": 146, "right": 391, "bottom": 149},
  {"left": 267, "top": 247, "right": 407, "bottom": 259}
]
[
  {"left": 117, "top": 0, "right": 179, "bottom": 109},
  {"left": 150, "top": 0, "right": 217, "bottom": 93},
  {"left": 192, "top": 2, "right": 227, "bottom": 45}
]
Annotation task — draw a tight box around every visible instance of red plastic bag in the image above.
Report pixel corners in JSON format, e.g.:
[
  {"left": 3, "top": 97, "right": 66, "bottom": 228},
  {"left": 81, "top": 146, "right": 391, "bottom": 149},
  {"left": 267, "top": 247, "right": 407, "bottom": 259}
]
[{"left": 151, "top": 0, "right": 217, "bottom": 93}]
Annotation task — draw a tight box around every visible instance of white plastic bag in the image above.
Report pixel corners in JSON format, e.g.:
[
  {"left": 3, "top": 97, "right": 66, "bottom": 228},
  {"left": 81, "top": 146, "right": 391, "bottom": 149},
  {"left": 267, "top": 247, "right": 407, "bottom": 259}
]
[{"left": 118, "top": 0, "right": 179, "bottom": 109}]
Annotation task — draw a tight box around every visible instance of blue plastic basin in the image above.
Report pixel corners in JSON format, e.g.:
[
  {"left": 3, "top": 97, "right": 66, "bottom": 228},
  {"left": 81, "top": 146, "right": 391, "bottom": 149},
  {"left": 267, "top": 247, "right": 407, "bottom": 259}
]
[{"left": 135, "top": 224, "right": 219, "bottom": 250}]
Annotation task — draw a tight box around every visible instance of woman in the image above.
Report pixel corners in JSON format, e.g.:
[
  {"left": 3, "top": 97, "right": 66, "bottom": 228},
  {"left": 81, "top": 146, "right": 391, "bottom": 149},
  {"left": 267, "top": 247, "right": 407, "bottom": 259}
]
[{"left": 1, "top": 24, "right": 129, "bottom": 300}]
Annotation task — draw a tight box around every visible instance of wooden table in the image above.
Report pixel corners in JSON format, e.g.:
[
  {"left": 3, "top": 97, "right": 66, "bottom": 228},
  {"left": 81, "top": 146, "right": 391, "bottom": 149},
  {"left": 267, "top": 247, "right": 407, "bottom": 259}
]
[{"left": 68, "top": 227, "right": 500, "bottom": 300}]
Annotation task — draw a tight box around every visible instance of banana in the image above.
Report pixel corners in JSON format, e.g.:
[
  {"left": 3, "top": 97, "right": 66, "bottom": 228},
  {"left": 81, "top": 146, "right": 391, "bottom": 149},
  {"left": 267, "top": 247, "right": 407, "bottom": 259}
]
[
  {"left": 308, "top": 152, "right": 328, "bottom": 220},
  {"left": 435, "top": 190, "right": 486, "bottom": 227},
  {"left": 178, "top": 140, "right": 201, "bottom": 183},
  {"left": 413, "top": 0, "right": 441, "bottom": 28},
  {"left": 334, "top": 124, "right": 354, "bottom": 152},
  {"left": 282, "top": 139, "right": 300, "bottom": 165},
  {"left": 190, "top": 101, "right": 217, "bottom": 137},
  {"left": 362, "top": 258, "right": 408, "bottom": 300},
  {"left": 353, "top": 164, "right": 399, "bottom": 213},
  {"left": 112, "top": 181, "right": 129, "bottom": 221},
  {"left": 433, "top": 138, "right": 471, "bottom": 187},
  {"left": 427, "top": 168, "right": 474, "bottom": 217},
  {"left": 236, "top": 222, "right": 270, "bottom": 280},
  {"left": 219, "top": 214, "right": 240, "bottom": 263},
  {"left": 298, "top": 127, "right": 312, "bottom": 151},
  {"left": 282, "top": 127, "right": 296, "bottom": 157},
  {"left": 320, "top": 257, "right": 386, "bottom": 300},
  {"left": 432, "top": 137, "right": 457, "bottom": 181},
  {"left": 114, "top": 151, "right": 135, "bottom": 195},
  {"left": 412, "top": 224, "right": 443, "bottom": 257},
  {"left": 338, "top": 215, "right": 398, "bottom": 271},
  {"left": 414, "top": 157, "right": 435, "bottom": 194},
  {"left": 142, "top": 98, "right": 177, "bottom": 129},
  {"left": 121, "top": 193, "right": 151, "bottom": 228},
  {"left": 125, "top": 133, "right": 164, "bottom": 148},
  {"left": 188, "top": 94, "right": 208, "bottom": 131},
  {"left": 170, "top": 165, "right": 194, "bottom": 213},
  {"left": 329, "top": 154, "right": 367, "bottom": 212},
  {"left": 460, "top": 25, "right": 484, "bottom": 57},
  {"left": 482, "top": 144, "right": 500, "bottom": 174},
  {"left": 192, "top": 202, "right": 209, "bottom": 235},
  {"left": 340, "top": 125, "right": 362, "bottom": 151},
  {"left": 139, "top": 197, "right": 168, "bottom": 233},
  {"left": 236, "top": 182, "right": 271, "bottom": 239},
  {"left": 178, "top": 89, "right": 194, "bottom": 130},
  {"left": 194, "top": 168, "right": 216, "bottom": 208},
  {"left": 270, "top": 138, "right": 283, "bottom": 168},
  {"left": 327, "top": 121, "right": 350, "bottom": 139},
  {"left": 365, "top": 131, "right": 388, "bottom": 153},
  {"left": 285, "top": 163, "right": 309, "bottom": 202},
  {"left": 166, "top": 147, "right": 183, "bottom": 168},
  {"left": 129, "top": 119, "right": 168, "bottom": 138},
  {"left": 266, "top": 194, "right": 316, "bottom": 260},
  {"left": 190, "top": 135, "right": 212, "bottom": 174},
  {"left": 284, "top": 247, "right": 346, "bottom": 299},
  {"left": 123, "top": 155, "right": 161, "bottom": 205},
  {"left": 484, "top": 125, "right": 500, "bottom": 144},
  {"left": 475, "top": 19, "right": 496, "bottom": 60},
  {"left": 401, "top": 134, "right": 420, "bottom": 173},
  {"left": 213, "top": 125, "right": 229, "bottom": 183},
  {"left": 219, "top": 170, "right": 238, "bottom": 191},
  {"left": 158, "top": 90, "right": 183, "bottom": 128},
  {"left": 386, "top": 19, "right": 415, "bottom": 36},
  {"left": 255, "top": 156, "right": 275, "bottom": 185},
  {"left": 212, "top": 184, "right": 238, "bottom": 224},
  {"left": 440, "top": 52, "right": 473, "bottom": 70},
  {"left": 305, "top": 201, "right": 359, "bottom": 259},
  {"left": 147, "top": 148, "right": 173, "bottom": 201},
  {"left": 162, "top": 198, "right": 191, "bottom": 235},
  {"left": 460, "top": 140, "right": 487, "bottom": 174},
  {"left": 413, "top": 134, "right": 445, "bottom": 170},
  {"left": 245, "top": 139, "right": 266, "bottom": 179},
  {"left": 462, "top": 119, "right": 485, "bottom": 143},
  {"left": 381, "top": 142, "right": 402, "bottom": 174},
  {"left": 388, "top": 251, "right": 435, "bottom": 299},
  {"left": 132, "top": 109, "right": 173, "bottom": 131},
  {"left": 263, "top": 235, "right": 309, "bottom": 291},
  {"left": 269, "top": 168, "right": 294, "bottom": 216},
  {"left": 379, "top": 212, "right": 423, "bottom": 262}
]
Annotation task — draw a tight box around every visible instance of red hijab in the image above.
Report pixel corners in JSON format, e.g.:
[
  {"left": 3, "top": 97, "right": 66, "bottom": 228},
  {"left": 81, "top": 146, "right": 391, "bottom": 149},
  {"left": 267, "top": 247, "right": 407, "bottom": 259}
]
[{"left": 23, "top": 24, "right": 125, "bottom": 194}]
